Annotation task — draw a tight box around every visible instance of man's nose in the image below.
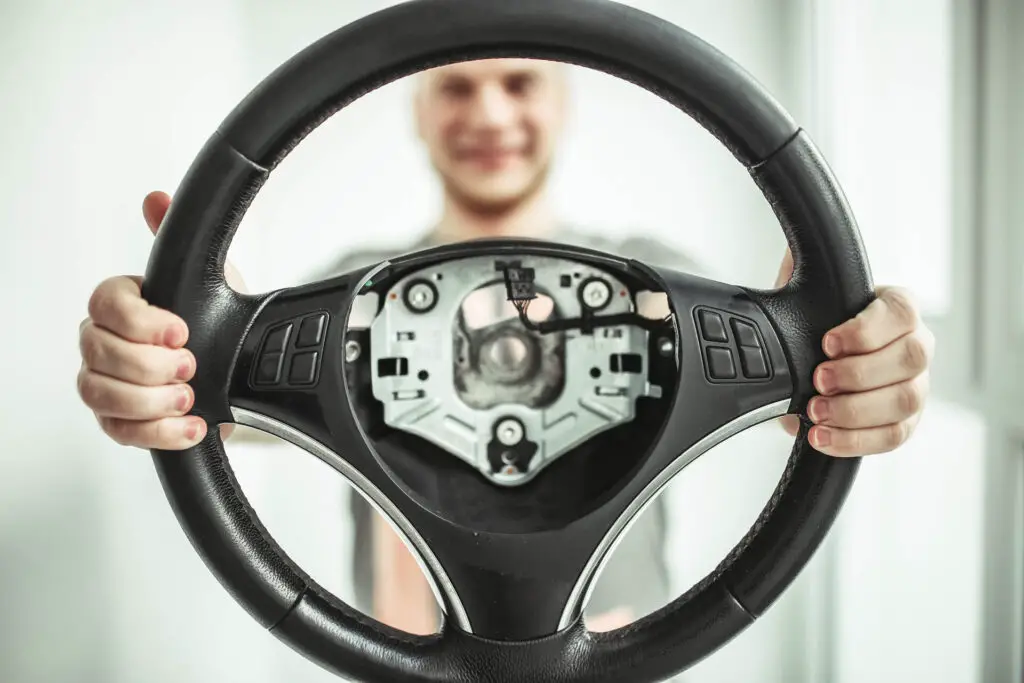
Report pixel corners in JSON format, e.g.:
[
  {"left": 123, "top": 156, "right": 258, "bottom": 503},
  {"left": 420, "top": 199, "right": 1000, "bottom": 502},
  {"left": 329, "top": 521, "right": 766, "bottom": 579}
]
[{"left": 470, "top": 83, "right": 517, "bottom": 127}]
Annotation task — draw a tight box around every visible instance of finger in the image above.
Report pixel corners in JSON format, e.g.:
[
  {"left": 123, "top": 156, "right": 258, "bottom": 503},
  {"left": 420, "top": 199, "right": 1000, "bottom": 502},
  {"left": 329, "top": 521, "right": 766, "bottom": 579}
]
[
  {"left": 808, "top": 373, "right": 929, "bottom": 430},
  {"left": 224, "top": 258, "right": 249, "bottom": 294},
  {"left": 77, "top": 367, "right": 193, "bottom": 420},
  {"left": 586, "top": 607, "right": 634, "bottom": 633},
  {"left": 822, "top": 286, "right": 920, "bottom": 359},
  {"left": 88, "top": 276, "right": 189, "bottom": 348},
  {"left": 142, "top": 191, "right": 172, "bottom": 235},
  {"left": 80, "top": 321, "right": 195, "bottom": 386},
  {"left": 778, "top": 414, "right": 801, "bottom": 437},
  {"left": 100, "top": 415, "right": 207, "bottom": 450},
  {"left": 808, "top": 418, "right": 918, "bottom": 457},
  {"left": 814, "top": 328, "right": 934, "bottom": 395},
  {"left": 140, "top": 190, "right": 248, "bottom": 294},
  {"left": 773, "top": 247, "right": 794, "bottom": 288}
]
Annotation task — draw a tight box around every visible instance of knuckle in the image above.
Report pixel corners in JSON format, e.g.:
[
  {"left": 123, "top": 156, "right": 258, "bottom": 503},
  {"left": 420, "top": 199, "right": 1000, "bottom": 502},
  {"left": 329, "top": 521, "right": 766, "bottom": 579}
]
[
  {"left": 152, "top": 419, "right": 181, "bottom": 448},
  {"left": 902, "top": 334, "right": 930, "bottom": 373},
  {"left": 838, "top": 428, "right": 859, "bottom": 454},
  {"left": 843, "top": 361, "right": 869, "bottom": 390},
  {"left": 838, "top": 397, "right": 860, "bottom": 426},
  {"left": 897, "top": 381, "right": 924, "bottom": 416},
  {"left": 126, "top": 348, "right": 162, "bottom": 384},
  {"left": 77, "top": 370, "right": 100, "bottom": 406},
  {"left": 887, "top": 421, "right": 911, "bottom": 448},
  {"left": 920, "top": 326, "right": 938, "bottom": 360},
  {"left": 883, "top": 287, "right": 919, "bottom": 327},
  {"left": 76, "top": 369, "right": 87, "bottom": 401},
  {"left": 79, "top": 328, "right": 104, "bottom": 369},
  {"left": 846, "top": 315, "right": 871, "bottom": 349},
  {"left": 100, "top": 417, "right": 130, "bottom": 446},
  {"left": 87, "top": 281, "right": 119, "bottom": 323}
]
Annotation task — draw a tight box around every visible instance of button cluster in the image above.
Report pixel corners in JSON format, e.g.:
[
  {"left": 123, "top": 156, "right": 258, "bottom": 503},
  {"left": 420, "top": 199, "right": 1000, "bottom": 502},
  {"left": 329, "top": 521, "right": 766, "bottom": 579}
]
[
  {"left": 252, "top": 312, "right": 329, "bottom": 389},
  {"left": 694, "top": 307, "right": 772, "bottom": 383}
]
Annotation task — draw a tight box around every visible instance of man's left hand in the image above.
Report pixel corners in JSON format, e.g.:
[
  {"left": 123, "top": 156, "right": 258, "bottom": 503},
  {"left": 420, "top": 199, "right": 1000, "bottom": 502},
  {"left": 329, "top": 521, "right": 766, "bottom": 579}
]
[{"left": 776, "top": 250, "right": 935, "bottom": 457}]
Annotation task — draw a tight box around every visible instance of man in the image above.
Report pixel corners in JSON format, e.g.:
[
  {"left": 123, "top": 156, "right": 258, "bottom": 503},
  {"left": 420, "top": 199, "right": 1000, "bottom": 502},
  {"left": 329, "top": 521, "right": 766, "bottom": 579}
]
[{"left": 76, "top": 59, "right": 935, "bottom": 636}]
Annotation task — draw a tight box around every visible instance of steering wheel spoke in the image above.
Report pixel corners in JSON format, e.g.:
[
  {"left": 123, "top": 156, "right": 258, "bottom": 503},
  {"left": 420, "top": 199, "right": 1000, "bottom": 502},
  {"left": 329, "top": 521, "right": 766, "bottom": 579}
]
[
  {"left": 226, "top": 270, "right": 432, "bottom": 489},
  {"left": 227, "top": 274, "right": 354, "bottom": 443},
  {"left": 631, "top": 267, "right": 796, "bottom": 469}
]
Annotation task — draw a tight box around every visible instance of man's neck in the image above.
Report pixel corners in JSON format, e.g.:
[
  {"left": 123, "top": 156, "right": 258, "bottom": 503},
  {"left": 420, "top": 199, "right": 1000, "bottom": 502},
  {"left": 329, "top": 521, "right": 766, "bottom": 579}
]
[{"left": 430, "top": 190, "right": 559, "bottom": 244}]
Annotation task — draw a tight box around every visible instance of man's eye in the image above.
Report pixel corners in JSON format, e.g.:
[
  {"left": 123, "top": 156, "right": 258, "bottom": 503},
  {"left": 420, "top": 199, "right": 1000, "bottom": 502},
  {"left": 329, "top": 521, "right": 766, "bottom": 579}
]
[
  {"left": 504, "top": 74, "right": 536, "bottom": 96},
  {"left": 441, "top": 80, "right": 472, "bottom": 98}
]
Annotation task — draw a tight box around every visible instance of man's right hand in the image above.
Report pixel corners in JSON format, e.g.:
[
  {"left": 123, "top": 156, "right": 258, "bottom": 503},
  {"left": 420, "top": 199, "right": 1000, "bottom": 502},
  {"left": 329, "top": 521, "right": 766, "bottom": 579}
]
[{"left": 78, "top": 191, "right": 243, "bottom": 450}]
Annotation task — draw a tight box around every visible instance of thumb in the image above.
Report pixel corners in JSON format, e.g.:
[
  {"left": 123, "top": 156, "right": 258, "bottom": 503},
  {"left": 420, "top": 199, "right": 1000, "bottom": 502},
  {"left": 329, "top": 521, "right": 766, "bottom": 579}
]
[
  {"left": 773, "top": 247, "right": 794, "bottom": 288},
  {"left": 142, "top": 189, "right": 249, "bottom": 294},
  {"left": 142, "top": 190, "right": 172, "bottom": 236}
]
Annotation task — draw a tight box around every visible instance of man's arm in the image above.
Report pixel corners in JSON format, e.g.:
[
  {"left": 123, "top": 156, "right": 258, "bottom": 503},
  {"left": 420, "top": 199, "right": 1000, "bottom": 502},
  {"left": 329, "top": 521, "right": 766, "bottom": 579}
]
[
  {"left": 613, "top": 234, "right": 707, "bottom": 319},
  {"left": 371, "top": 515, "right": 440, "bottom": 634}
]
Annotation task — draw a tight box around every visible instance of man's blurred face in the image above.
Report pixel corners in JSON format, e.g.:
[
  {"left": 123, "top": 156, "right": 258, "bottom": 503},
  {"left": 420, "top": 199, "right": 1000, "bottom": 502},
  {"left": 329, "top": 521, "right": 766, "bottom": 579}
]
[{"left": 415, "top": 59, "right": 568, "bottom": 214}]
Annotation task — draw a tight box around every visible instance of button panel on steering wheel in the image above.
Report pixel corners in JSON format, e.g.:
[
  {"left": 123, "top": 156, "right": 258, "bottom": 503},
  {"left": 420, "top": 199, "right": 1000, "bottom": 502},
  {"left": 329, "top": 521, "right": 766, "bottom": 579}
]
[
  {"left": 694, "top": 305, "right": 774, "bottom": 384},
  {"left": 251, "top": 312, "right": 329, "bottom": 390}
]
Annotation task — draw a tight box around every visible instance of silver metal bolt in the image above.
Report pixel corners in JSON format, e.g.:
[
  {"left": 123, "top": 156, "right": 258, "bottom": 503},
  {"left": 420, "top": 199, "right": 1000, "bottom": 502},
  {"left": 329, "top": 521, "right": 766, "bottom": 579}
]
[
  {"left": 581, "top": 279, "right": 612, "bottom": 309},
  {"left": 495, "top": 418, "right": 524, "bottom": 446},
  {"left": 344, "top": 340, "right": 361, "bottom": 362},
  {"left": 407, "top": 282, "right": 436, "bottom": 311}
]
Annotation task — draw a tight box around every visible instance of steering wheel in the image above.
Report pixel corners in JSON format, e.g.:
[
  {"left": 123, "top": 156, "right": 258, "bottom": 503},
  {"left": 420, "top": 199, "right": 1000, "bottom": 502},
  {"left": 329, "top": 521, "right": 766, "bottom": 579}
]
[{"left": 141, "top": 0, "right": 874, "bottom": 681}]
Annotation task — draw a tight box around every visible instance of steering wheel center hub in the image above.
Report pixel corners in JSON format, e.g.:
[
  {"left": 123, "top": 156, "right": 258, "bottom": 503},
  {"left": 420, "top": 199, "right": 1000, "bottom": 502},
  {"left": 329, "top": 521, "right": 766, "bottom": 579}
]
[{"left": 483, "top": 332, "right": 532, "bottom": 379}]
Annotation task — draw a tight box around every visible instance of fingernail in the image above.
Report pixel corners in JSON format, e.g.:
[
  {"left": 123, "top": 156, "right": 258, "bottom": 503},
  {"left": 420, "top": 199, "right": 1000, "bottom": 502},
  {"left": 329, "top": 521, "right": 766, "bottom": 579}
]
[
  {"left": 174, "top": 388, "right": 192, "bottom": 413},
  {"left": 184, "top": 419, "right": 203, "bottom": 442},
  {"left": 816, "top": 367, "right": 835, "bottom": 395},
  {"left": 163, "top": 325, "right": 185, "bottom": 348},
  {"left": 176, "top": 356, "right": 193, "bottom": 381},
  {"left": 809, "top": 397, "right": 830, "bottom": 423},
  {"left": 812, "top": 426, "right": 831, "bottom": 448},
  {"left": 823, "top": 333, "right": 842, "bottom": 358}
]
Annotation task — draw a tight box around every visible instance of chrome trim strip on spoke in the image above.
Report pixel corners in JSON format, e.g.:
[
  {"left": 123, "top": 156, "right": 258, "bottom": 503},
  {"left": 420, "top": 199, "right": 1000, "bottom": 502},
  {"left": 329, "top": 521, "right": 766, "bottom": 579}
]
[
  {"left": 557, "top": 398, "right": 792, "bottom": 630},
  {"left": 229, "top": 406, "right": 472, "bottom": 633}
]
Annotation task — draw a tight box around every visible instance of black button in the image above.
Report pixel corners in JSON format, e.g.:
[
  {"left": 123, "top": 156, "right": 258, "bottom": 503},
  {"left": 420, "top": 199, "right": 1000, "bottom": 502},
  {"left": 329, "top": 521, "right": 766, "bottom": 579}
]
[
  {"left": 255, "top": 353, "right": 283, "bottom": 385},
  {"left": 263, "top": 324, "right": 292, "bottom": 353},
  {"left": 732, "top": 320, "right": 759, "bottom": 348},
  {"left": 296, "top": 314, "right": 326, "bottom": 348},
  {"left": 289, "top": 352, "right": 319, "bottom": 385},
  {"left": 707, "top": 347, "right": 736, "bottom": 380},
  {"left": 698, "top": 309, "right": 728, "bottom": 342},
  {"left": 739, "top": 347, "right": 769, "bottom": 379}
]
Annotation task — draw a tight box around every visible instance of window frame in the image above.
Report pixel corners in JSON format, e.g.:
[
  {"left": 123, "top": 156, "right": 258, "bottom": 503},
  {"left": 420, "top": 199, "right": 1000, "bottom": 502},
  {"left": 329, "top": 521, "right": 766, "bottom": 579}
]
[
  {"left": 974, "top": 0, "right": 1024, "bottom": 679},
  {"left": 784, "top": 0, "right": 1023, "bottom": 680}
]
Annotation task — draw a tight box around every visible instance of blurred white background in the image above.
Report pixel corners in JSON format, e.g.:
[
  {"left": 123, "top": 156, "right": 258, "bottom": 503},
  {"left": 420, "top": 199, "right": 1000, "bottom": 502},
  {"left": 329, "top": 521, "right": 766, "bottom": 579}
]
[{"left": 1, "top": 0, "right": 1021, "bottom": 682}]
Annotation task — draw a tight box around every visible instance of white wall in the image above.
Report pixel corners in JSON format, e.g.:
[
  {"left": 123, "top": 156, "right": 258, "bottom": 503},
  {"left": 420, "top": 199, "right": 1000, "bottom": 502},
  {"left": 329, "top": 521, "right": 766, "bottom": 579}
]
[
  {"left": 805, "top": 2, "right": 985, "bottom": 681},
  {"left": 0, "top": 1, "right": 987, "bottom": 682},
  {"left": 0, "top": 2, "right": 273, "bottom": 681}
]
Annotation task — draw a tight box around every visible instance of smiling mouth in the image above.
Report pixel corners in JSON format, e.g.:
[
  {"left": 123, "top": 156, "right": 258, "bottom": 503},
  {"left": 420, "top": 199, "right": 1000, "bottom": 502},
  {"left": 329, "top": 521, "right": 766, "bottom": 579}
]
[
  {"left": 454, "top": 146, "right": 526, "bottom": 163},
  {"left": 464, "top": 151, "right": 515, "bottom": 162}
]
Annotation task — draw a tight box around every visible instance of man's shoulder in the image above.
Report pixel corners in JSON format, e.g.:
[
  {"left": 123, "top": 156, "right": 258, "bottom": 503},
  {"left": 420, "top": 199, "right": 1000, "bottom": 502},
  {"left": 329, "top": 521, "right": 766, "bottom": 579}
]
[
  {"left": 558, "top": 226, "right": 705, "bottom": 275},
  {"left": 313, "top": 228, "right": 704, "bottom": 280},
  {"left": 313, "top": 244, "right": 419, "bottom": 280}
]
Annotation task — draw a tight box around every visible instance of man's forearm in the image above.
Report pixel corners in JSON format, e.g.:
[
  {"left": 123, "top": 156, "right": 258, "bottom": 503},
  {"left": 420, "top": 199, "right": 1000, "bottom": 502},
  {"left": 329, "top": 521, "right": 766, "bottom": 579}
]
[{"left": 371, "top": 513, "right": 439, "bottom": 634}]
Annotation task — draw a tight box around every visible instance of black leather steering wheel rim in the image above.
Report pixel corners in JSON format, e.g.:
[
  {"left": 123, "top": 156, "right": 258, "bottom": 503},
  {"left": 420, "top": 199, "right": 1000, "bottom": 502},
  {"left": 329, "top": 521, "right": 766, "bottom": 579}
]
[{"left": 141, "top": 1, "right": 875, "bottom": 681}]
